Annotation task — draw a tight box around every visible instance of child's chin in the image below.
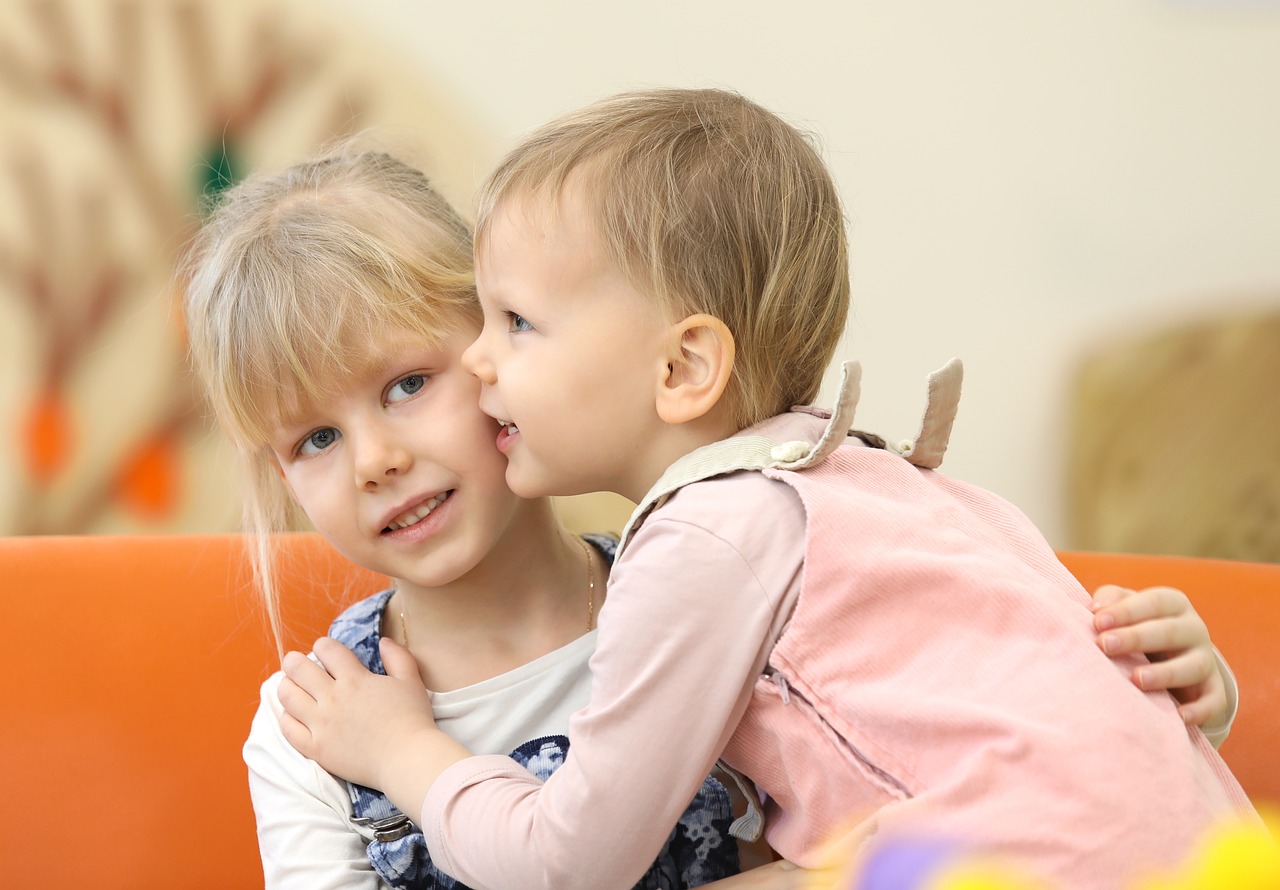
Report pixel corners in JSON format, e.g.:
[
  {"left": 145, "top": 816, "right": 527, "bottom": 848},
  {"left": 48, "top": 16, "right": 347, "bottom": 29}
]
[
  {"left": 505, "top": 467, "right": 570, "bottom": 501},
  {"left": 504, "top": 468, "right": 548, "bottom": 499}
]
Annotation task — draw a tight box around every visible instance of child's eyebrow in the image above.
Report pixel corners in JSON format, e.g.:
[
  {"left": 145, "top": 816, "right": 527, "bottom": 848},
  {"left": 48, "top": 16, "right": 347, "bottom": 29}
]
[
  {"left": 271, "top": 398, "right": 324, "bottom": 435},
  {"left": 350, "top": 340, "right": 419, "bottom": 377},
  {"left": 358, "top": 339, "right": 447, "bottom": 378},
  {"left": 361, "top": 352, "right": 400, "bottom": 378}
]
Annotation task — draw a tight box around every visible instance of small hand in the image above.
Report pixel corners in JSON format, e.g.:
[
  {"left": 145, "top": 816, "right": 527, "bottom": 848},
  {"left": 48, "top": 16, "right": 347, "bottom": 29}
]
[
  {"left": 1091, "top": 584, "right": 1227, "bottom": 728},
  {"left": 278, "top": 635, "right": 440, "bottom": 792}
]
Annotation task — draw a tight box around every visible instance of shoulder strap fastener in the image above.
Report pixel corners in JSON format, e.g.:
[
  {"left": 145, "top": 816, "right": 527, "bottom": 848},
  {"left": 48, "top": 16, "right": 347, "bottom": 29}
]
[
  {"left": 717, "top": 760, "right": 766, "bottom": 842},
  {"left": 771, "top": 361, "right": 863, "bottom": 471},
  {"left": 892, "top": 358, "right": 963, "bottom": 470},
  {"left": 618, "top": 363, "right": 863, "bottom": 552},
  {"left": 351, "top": 812, "right": 414, "bottom": 843}
]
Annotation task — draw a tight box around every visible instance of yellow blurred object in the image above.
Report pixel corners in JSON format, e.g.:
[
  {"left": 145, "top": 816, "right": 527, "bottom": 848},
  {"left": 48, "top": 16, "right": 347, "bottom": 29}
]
[
  {"left": 930, "top": 867, "right": 1043, "bottom": 890},
  {"left": 1134, "top": 812, "right": 1280, "bottom": 890}
]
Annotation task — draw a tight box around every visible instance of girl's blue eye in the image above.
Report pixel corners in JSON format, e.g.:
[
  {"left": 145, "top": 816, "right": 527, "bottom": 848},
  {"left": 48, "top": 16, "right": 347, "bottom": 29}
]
[
  {"left": 387, "top": 374, "right": 427, "bottom": 403},
  {"left": 298, "top": 427, "right": 340, "bottom": 456},
  {"left": 506, "top": 312, "right": 533, "bottom": 333}
]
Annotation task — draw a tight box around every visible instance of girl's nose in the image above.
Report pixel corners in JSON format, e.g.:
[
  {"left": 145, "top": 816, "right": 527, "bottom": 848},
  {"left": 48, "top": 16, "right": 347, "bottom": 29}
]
[
  {"left": 353, "top": 429, "right": 413, "bottom": 490},
  {"left": 461, "top": 329, "right": 495, "bottom": 384}
]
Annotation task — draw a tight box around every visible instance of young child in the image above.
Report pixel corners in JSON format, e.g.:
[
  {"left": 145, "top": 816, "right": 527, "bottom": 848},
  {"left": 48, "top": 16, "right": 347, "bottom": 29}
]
[
  {"left": 181, "top": 145, "right": 806, "bottom": 889},
  {"left": 279, "top": 92, "right": 1257, "bottom": 890}
]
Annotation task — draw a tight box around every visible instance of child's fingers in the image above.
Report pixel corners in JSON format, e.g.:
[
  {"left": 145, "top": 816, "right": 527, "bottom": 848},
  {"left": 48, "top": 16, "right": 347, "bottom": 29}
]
[
  {"left": 278, "top": 709, "right": 315, "bottom": 757},
  {"left": 1177, "top": 689, "right": 1228, "bottom": 728},
  {"left": 379, "top": 636, "right": 426, "bottom": 684},
  {"left": 1176, "top": 699, "right": 1209, "bottom": 726},
  {"left": 1091, "top": 585, "right": 1141, "bottom": 631},
  {"left": 1090, "top": 584, "right": 1135, "bottom": 612},
  {"left": 282, "top": 645, "right": 341, "bottom": 697},
  {"left": 1176, "top": 668, "right": 1229, "bottom": 727},
  {"left": 311, "top": 636, "right": 365, "bottom": 676},
  {"left": 1132, "top": 648, "right": 1215, "bottom": 693},
  {"left": 281, "top": 649, "right": 328, "bottom": 685},
  {"left": 1093, "top": 586, "right": 1191, "bottom": 631},
  {"left": 1098, "top": 616, "right": 1196, "bottom": 657},
  {"left": 277, "top": 675, "right": 315, "bottom": 723}
]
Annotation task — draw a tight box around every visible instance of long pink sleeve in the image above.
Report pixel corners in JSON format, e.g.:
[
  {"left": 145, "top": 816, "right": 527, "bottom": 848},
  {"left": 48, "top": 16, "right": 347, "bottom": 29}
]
[{"left": 421, "top": 474, "right": 805, "bottom": 889}]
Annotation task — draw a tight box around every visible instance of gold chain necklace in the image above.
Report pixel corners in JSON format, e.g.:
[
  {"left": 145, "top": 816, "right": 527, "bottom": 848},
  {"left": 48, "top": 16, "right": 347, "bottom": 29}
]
[
  {"left": 579, "top": 536, "right": 596, "bottom": 632},
  {"left": 398, "top": 538, "right": 596, "bottom": 647}
]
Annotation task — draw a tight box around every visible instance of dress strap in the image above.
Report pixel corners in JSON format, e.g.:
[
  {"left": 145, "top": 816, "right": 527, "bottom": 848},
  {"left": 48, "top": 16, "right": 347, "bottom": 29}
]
[
  {"left": 618, "top": 360, "right": 964, "bottom": 555},
  {"left": 892, "top": 357, "right": 963, "bottom": 471},
  {"left": 619, "top": 363, "right": 863, "bottom": 553}
]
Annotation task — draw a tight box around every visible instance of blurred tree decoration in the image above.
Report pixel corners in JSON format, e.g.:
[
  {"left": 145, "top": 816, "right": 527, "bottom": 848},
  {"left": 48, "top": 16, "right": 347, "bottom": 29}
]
[{"left": 0, "top": 0, "right": 487, "bottom": 535}]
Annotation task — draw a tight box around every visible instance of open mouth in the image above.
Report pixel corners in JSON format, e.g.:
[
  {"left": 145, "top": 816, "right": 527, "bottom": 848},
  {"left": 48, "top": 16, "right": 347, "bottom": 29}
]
[
  {"left": 382, "top": 490, "right": 452, "bottom": 533},
  {"left": 496, "top": 420, "right": 521, "bottom": 453}
]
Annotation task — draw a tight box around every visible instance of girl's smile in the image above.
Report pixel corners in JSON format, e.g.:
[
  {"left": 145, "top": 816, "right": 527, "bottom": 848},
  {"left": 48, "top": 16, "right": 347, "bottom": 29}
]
[{"left": 380, "top": 489, "right": 454, "bottom": 536}]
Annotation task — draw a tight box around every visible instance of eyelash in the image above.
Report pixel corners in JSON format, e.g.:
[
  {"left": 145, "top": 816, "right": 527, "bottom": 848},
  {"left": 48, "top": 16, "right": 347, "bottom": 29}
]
[
  {"left": 386, "top": 373, "right": 427, "bottom": 403},
  {"left": 504, "top": 311, "right": 533, "bottom": 333},
  {"left": 296, "top": 427, "right": 340, "bottom": 457}
]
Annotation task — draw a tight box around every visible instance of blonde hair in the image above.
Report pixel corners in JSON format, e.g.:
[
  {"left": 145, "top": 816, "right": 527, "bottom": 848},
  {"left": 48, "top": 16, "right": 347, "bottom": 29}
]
[
  {"left": 476, "top": 88, "right": 849, "bottom": 429},
  {"left": 181, "top": 145, "right": 477, "bottom": 654}
]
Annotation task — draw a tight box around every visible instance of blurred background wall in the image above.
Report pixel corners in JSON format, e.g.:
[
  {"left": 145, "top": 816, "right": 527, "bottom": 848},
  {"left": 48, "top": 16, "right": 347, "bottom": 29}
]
[{"left": 3, "top": 0, "right": 1278, "bottom": 559}]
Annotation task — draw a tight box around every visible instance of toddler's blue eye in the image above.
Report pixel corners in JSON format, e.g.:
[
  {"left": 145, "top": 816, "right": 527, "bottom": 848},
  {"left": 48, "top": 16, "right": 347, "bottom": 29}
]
[
  {"left": 506, "top": 312, "right": 533, "bottom": 333},
  {"left": 387, "top": 374, "right": 426, "bottom": 402},
  {"left": 298, "top": 427, "right": 340, "bottom": 456}
]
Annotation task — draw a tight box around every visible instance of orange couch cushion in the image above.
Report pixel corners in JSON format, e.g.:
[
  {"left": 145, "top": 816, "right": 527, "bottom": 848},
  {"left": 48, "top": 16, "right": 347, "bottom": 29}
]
[
  {"left": 1, "top": 533, "right": 381, "bottom": 889},
  {"left": 2, "top": 535, "right": 1274, "bottom": 887}
]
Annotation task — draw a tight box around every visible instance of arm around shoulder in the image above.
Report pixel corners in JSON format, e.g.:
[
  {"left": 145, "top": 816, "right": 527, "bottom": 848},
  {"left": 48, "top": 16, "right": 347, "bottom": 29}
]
[{"left": 419, "top": 511, "right": 793, "bottom": 890}]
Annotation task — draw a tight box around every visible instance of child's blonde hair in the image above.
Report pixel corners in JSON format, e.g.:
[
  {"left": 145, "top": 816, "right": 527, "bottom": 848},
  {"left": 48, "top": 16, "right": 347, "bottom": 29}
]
[
  {"left": 181, "top": 145, "right": 477, "bottom": 653},
  {"left": 475, "top": 88, "right": 849, "bottom": 429}
]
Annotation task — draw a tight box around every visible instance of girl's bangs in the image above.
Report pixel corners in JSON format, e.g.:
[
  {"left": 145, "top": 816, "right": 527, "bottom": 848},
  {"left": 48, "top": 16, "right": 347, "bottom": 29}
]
[{"left": 216, "top": 264, "right": 456, "bottom": 448}]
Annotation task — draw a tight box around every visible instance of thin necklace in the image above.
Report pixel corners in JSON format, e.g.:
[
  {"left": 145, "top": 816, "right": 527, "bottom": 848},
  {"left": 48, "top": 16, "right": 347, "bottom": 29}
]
[
  {"left": 579, "top": 537, "right": 596, "bottom": 632},
  {"left": 400, "top": 595, "right": 410, "bottom": 648},
  {"left": 397, "top": 539, "right": 596, "bottom": 647}
]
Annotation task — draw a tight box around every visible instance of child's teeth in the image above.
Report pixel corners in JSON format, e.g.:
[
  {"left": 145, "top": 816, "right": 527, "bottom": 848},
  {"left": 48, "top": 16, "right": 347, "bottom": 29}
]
[{"left": 387, "top": 492, "right": 449, "bottom": 530}]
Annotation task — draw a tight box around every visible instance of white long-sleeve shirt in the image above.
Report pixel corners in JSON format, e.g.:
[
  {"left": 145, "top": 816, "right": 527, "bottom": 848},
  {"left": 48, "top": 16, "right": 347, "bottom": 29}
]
[{"left": 244, "top": 622, "right": 598, "bottom": 889}]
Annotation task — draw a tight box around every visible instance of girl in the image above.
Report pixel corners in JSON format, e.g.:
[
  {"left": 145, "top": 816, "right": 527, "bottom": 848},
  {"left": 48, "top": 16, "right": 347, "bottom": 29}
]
[{"left": 181, "top": 145, "right": 793, "bottom": 889}]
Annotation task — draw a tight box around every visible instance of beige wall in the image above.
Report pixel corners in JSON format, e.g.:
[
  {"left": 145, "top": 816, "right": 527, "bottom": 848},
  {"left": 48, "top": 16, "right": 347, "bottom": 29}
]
[
  {"left": 5, "top": 0, "right": 1278, "bottom": 546},
  {"left": 330, "top": 0, "right": 1280, "bottom": 547}
]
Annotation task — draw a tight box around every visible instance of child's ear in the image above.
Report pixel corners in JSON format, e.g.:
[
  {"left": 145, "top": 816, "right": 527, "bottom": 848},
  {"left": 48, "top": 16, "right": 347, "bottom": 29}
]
[{"left": 656, "top": 314, "right": 735, "bottom": 425}]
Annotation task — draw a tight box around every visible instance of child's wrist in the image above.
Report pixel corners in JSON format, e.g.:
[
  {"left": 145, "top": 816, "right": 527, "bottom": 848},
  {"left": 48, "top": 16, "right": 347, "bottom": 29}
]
[{"left": 378, "top": 726, "right": 472, "bottom": 818}]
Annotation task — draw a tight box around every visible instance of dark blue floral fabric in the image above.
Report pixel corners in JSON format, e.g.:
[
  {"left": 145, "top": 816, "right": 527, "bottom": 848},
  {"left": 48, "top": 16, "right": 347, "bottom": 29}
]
[{"left": 328, "top": 535, "right": 739, "bottom": 889}]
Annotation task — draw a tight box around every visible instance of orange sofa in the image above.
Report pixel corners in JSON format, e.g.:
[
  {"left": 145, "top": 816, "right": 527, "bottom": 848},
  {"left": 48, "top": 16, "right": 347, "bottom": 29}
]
[{"left": 2, "top": 534, "right": 1275, "bottom": 888}]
